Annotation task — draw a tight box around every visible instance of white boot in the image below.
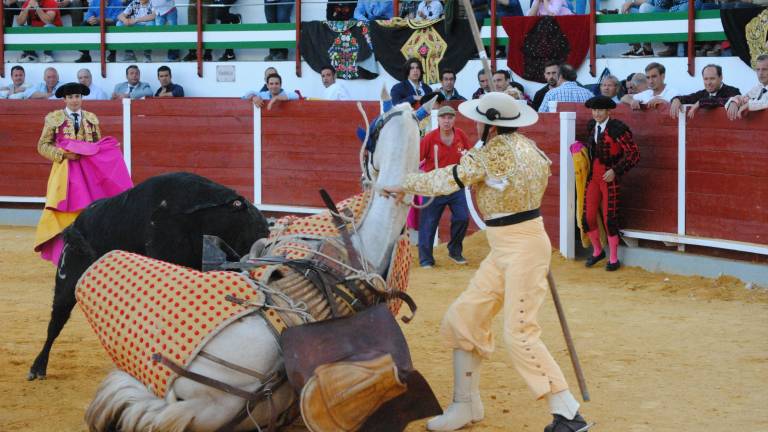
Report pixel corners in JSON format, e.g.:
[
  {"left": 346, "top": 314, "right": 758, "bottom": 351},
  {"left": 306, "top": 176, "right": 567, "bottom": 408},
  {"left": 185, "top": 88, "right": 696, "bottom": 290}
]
[
  {"left": 427, "top": 350, "right": 482, "bottom": 431},
  {"left": 469, "top": 351, "right": 484, "bottom": 422}
]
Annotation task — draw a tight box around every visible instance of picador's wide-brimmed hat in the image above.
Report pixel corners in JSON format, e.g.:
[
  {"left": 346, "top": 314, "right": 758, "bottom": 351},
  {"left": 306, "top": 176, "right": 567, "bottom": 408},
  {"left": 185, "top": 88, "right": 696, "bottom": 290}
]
[
  {"left": 55, "top": 82, "right": 90, "bottom": 98},
  {"left": 585, "top": 95, "right": 616, "bottom": 110},
  {"left": 458, "top": 92, "right": 539, "bottom": 128}
]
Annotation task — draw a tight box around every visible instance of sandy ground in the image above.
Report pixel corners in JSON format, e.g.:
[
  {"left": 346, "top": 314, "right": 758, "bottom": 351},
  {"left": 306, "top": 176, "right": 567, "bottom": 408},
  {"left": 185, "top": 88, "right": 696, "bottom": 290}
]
[{"left": 1, "top": 225, "right": 766, "bottom": 432}]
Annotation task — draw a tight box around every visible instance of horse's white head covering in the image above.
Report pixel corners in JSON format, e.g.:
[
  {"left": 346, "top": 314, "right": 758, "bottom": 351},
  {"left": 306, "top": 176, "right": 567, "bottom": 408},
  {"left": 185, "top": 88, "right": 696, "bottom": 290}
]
[{"left": 458, "top": 92, "right": 539, "bottom": 128}]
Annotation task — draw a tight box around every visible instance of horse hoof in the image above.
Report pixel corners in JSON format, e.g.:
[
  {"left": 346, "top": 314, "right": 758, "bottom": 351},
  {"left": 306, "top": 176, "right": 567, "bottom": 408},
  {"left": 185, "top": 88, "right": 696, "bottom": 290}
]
[{"left": 27, "top": 371, "right": 46, "bottom": 381}]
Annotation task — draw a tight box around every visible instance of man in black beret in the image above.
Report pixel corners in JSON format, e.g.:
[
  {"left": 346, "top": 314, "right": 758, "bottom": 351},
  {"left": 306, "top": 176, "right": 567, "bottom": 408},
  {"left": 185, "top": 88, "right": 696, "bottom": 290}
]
[
  {"left": 581, "top": 95, "right": 639, "bottom": 271},
  {"left": 34, "top": 82, "right": 103, "bottom": 265}
]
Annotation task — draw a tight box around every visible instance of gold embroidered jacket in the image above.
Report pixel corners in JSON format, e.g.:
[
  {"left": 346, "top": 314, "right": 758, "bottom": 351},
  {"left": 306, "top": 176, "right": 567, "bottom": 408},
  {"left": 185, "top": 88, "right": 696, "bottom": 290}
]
[
  {"left": 37, "top": 109, "right": 101, "bottom": 163},
  {"left": 402, "top": 133, "right": 551, "bottom": 220}
]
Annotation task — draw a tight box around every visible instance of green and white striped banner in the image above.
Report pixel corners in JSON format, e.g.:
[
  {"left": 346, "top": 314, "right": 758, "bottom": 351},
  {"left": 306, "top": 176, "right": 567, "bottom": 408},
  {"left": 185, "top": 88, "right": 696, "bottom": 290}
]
[{"left": 2, "top": 12, "right": 726, "bottom": 51}]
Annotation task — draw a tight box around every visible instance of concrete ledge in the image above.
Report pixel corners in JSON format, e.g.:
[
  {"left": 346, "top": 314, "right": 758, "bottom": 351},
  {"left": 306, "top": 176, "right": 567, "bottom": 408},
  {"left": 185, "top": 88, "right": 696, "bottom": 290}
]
[{"left": 619, "top": 246, "right": 768, "bottom": 288}]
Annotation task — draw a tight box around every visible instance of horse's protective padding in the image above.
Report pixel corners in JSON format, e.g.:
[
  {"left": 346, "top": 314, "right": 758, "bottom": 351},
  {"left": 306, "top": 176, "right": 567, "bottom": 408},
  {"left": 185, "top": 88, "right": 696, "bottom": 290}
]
[
  {"left": 75, "top": 250, "right": 262, "bottom": 397},
  {"left": 300, "top": 354, "right": 407, "bottom": 432}
]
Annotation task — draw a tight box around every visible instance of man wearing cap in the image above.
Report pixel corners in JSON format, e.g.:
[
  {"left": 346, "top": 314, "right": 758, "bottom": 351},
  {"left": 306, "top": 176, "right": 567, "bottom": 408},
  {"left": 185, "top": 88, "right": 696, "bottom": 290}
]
[
  {"left": 416, "top": 105, "right": 471, "bottom": 268},
  {"left": 34, "top": 82, "right": 102, "bottom": 264},
  {"left": 582, "top": 95, "right": 639, "bottom": 271},
  {"left": 383, "top": 92, "right": 591, "bottom": 432}
]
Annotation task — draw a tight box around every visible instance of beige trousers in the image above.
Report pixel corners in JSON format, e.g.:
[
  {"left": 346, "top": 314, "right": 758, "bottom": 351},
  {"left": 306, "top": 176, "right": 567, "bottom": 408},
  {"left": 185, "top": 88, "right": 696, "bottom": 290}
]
[{"left": 440, "top": 217, "right": 569, "bottom": 399}]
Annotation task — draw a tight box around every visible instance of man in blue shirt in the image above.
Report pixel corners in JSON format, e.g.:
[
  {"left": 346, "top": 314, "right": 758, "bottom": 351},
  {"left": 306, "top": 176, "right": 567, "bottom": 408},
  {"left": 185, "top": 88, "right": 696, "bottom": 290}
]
[
  {"left": 242, "top": 73, "right": 299, "bottom": 110},
  {"left": 154, "top": 66, "right": 185, "bottom": 97},
  {"left": 353, "top": 0, "right": 394, "bottom": 21},
  {"left": 75, "top": 0, "right": 124, "bottom": 63},
  {"left": 539, "top": 64, "right": 594, "bottom": 112}
]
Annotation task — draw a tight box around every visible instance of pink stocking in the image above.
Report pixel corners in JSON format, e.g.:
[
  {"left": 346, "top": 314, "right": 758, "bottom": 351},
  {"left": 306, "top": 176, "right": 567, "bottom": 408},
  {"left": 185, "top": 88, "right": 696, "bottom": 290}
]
[
  {"left": 587, "top": 230, "right": 602, "bottom": 257},
  {"left": 608, "top": 235, "right": 620, "bottom": 263}
]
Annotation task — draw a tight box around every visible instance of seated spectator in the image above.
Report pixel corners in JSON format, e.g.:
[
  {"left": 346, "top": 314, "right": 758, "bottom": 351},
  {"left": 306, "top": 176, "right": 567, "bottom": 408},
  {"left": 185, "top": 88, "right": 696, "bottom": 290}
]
[
  {"left": 669, "top": 64, "right": 740, "bottom": 119},
  {"left": 15, "top": 0, "right": 61, "bottom": 63},
  {"left": 496, "top": 0, "right": 524, "bottom": 17},
  {"left": 24, "top": 67, "right": 60, "bottom": 99},
  {"left": 529, "top": 0, "right": 572, "bottom": 15},
  {"left": 532, "top": 61, "right": 560, "bottom": 111},
  {"left": 155, "top": 66, "right": 184, "bottom": 97},
  {"left": 621, "top": 0, "right": 689, "bottom": 57},
  {"left": 435, "top": 68, "right": 466, "bottom": 102},
  {"left": 621, "top": 62, "right": 678, "bottom": 110},
  {"left": 117, "top": 0, "right": 156, "bottom": 63},
  {"left": 539, "top": 64, "right": 594, "bottom": 112},
  {"left": 242, "top": 73, "right": 299, "bottom": 110},
  {"left": 472, "top": 69, "right": 491, "bottom": 99},
  {"left": 470, "top": 0, "right": 489, "bottom": 29},
  {"left": 77, "top": 68, "right": 110, "bottom": 100},
  {"left": 319, "top": 65, "right": 351, "bottom": 100},
  {"left": 627, "top": 72, "right": 648, "bottom": 95},
  {"left": 353, "top": 0, "right": 394, "bottom": 21},
  {"left": 112, "top": 65, "right": 154, "bottom": 99},
  {"left": 4, "top": 0, "right": 20, "bottom": 28},
  {"left": 415, "top": 0, "right": 443, "bottom": 20},
  {"left": 491, "top": 69, "right": 517, "bottom": 96},
  {"left": 726, "top": 54, "right": 768, "bottom": 120},
  {"left": 600, "top": 75, "right": 621, "bottom": 103},
  {"left": 391, "top": 58, "right": 433, "bottom": 106},
  {"left": 57, "top": 0, "right": 84, "bottom": 30},
  {"left": 260, "top": 66, "right": 278, "bottom": 92},
  {"left": 153, "top": 0, "right": 181, "bottom": 62},
  {"left": 76, "top": 0, "right": 123, "bottom": 63},
  {"left": 0, "top": 66, "right": 30, "bottom": 99},
  {"left": 263, "top": 0, "right": 294, "bottom": 61}
]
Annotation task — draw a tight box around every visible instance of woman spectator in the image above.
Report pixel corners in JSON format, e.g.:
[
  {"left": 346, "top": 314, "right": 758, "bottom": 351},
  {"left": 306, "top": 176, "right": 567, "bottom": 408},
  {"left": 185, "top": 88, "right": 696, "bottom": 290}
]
[{"left": 528, "top": 0, "right": 573, "bottom": 15}]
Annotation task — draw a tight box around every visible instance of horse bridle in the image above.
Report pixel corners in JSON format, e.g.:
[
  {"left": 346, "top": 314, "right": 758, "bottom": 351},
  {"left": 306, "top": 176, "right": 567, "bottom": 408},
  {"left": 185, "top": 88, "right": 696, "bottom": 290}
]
[{"left": 364, "top": 109, "right": 419, "bottom": 180}]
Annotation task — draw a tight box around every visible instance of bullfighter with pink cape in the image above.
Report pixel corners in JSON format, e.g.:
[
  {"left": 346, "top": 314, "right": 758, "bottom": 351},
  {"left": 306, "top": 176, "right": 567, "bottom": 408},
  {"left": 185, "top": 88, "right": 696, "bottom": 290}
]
[{"left": 34, "top": 82, "right": 133, "bottom": 265}]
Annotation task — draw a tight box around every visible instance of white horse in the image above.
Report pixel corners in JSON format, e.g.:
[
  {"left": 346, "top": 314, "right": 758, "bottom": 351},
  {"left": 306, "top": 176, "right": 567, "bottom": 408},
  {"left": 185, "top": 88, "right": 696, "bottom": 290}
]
[{"left": 84, "top": 95, "right": 433, "bottom": 432}]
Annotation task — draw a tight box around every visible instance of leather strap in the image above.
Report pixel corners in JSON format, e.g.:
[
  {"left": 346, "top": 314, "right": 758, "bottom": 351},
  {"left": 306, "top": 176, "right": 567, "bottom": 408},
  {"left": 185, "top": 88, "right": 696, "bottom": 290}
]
[{"left": 484, "top": 208, "right": 541, "bottom": 227}]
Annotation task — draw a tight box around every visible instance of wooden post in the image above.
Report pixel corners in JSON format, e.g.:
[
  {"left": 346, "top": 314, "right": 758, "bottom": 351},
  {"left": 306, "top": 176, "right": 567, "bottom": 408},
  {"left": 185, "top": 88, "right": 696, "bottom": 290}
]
[
  {"left": 0, "top": 0, "right": 5, "bottom": 78},
  {"left": 196, "top": 0, "right": 203, "bottom": 78},
  {"left": 295, "top": 0, "right": 302, "bottom": 77},
  {"left": 100, "top": 0, "right": 106, "bottom": 78},
  {"left": 687, "top": 0, "right": 695, "bottom": 77},
  {"left": 458, "top": 0, "right": 492, "bottom": 85},
  {"left": 490, "top": 0, "right": 497, "bottom": 73},
  {"left": 589, "top": 0, "right": 596, "bottom": 77},
  {"left": 394, "top": 0, "right": 400, "bottom": 17}
]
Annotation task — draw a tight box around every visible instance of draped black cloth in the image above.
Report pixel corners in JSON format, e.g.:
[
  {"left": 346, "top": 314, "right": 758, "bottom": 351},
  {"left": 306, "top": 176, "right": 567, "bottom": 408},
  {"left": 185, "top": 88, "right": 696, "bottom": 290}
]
[
  {"left": 300, "top": 21, "right": 378, "bottom": 80},
  {"left": 720, "top": 6, "right": 767, "bottom": 67}
]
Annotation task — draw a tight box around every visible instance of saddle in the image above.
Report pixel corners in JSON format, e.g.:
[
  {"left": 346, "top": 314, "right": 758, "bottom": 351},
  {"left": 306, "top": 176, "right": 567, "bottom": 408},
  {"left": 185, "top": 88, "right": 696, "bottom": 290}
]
[{"left": 280, "top": 304, "right": 442, "bottom": 432}]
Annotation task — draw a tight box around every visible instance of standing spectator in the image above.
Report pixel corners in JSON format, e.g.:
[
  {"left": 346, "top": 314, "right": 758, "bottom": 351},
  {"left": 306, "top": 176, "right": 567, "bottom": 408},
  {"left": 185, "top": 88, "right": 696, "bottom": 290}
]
[
  {"left": 538, "top": 64, "right": 593, "bottom": 112},
  {"left": 24, "top": 67, "right": 60, "bottom": 99},
  {"left": 1, "top": 65, "right": 30, "bottom": 99},
  {"left": 726, "top": 54, "right": 768, "bottom": 120},
  {"left": 621, "top": 62, "right": 678, "bottom": 110},
  {"left": 264, "top": 0, "right": 294, "bottom": 61},
  {"left": 112, "top": 65, "right": 154, "bottom": 99},
  {"left": 436, "top": 68, "right": 466, "bottom": 102},
  {"left": 319, "top": 65, "right": 351, "bottom": 100},
  {"left": 532, "top": 61, "right": 559, "bottom": 111},
  {"left": 353, "top": 0, "right": 394, "bottom": 20},
  {"left": 213, "top": 0, "right": 240, "bottom": 61},
  {"left": 582, "top": 96, "right": 639, "bottom": 271},
  {"left": 391, "top": 58, "right": 433, "bottom": 106},
  {"left": 242, "top": 72, "right": 299, "bottom": 110},
  {"left": 182, "top": 0, "right": 214, "bottom": 61},
  {"left": 472, "top": 69, "right": 491, "bottom": 99},
  {"left": 154, "top": 65, "right": 185, "bottom": 97},
  {"left": 529, "top": 0, "right": 572, "bottom": 15},
  {"left": 75, "top": 0, "right": 122, "bottom": 63},
  {"left": 15, "top": 0, "right": 61, "bottom": 63},
  {"left": 153, "top": 0, "right": 180, "bottom": 62},
  {"left": 117, "top": 0, "right": 156, "bottom": 63},
  {"left": 600, "top": 75, "right": 621, "bottom": 103},
  {"left": 77, "top": 68, "right": 110, "bottom": 100},
  {"left": 416, "top": 105, "right": 471, "bottom": 268},
  {"left": 669, "top": 64, "right": 740, "bottom": 119},
  {"left": 415, "top": 0, "right": 443, "bottom": 20}
]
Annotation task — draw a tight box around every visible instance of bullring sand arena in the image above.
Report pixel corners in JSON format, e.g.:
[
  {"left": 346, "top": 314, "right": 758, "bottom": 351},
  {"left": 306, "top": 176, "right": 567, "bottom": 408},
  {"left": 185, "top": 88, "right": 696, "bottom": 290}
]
[{"left": 1, "top": 225, "right": 766, "bottom": 431}]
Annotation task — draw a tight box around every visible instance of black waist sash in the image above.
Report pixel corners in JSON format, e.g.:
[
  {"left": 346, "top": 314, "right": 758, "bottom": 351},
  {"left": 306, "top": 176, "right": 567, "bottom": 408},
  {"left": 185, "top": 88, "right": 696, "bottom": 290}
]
[{"left": 484, "top": 208, "right": 541, "bottom": 227}]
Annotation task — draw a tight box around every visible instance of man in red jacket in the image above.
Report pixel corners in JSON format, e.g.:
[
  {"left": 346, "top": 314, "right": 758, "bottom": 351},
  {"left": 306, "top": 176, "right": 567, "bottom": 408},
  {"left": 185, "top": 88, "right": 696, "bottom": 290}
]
[{"left": 417, "top": 105, "right": 472, "bottom": 268}]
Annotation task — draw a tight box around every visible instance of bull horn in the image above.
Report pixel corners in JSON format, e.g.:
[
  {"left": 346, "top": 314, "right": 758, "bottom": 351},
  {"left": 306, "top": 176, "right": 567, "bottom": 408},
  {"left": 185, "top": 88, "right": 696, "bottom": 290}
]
[{"left": 381, "top": 84, "right": 393, "bottom": 113}]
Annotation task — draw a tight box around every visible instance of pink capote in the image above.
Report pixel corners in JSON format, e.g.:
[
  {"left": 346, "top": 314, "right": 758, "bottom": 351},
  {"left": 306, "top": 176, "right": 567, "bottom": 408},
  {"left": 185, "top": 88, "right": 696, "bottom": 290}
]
[{"left": 54, "top": 136, "right": 133, "bottom": 212}]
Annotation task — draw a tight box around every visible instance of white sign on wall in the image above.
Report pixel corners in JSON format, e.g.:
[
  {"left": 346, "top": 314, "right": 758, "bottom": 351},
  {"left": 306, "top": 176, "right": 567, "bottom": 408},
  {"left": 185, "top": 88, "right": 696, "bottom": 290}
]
[{"left": 216, "top": 65, "right": 236, "bottom": 82}]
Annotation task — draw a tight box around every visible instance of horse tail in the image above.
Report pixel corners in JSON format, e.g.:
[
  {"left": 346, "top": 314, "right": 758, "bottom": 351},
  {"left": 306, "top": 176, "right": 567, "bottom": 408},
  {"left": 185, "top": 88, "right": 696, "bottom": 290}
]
[{"left": 85, "top": 370, "right": 197, "bottom": 432}]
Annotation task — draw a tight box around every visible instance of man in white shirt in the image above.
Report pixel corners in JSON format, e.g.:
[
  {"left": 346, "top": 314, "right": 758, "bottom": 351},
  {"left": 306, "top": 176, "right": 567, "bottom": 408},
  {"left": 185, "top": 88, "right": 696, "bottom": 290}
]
[
  {"left": 24, "top": 67, "right": 61, "bottom": 100},
  {"left": 320, "top": 65, "right": 350, "bottom": 101},
  {"left": 0, "top": 65, "right": 29, "bottom": 99},
  {"left": 77, "top": 68, "right": 110, "bottom": 100},
  {"left": 725, "top": 54, "right": 768, "bottom": 120},
  {"left": 621, "top": 62, "right": 678, "bottom": 110}
]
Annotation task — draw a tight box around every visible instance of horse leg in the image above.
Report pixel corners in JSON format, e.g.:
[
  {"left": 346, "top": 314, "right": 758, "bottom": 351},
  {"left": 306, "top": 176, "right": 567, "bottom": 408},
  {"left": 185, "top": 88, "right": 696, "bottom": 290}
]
[{"left": 28, "top": 249, "right": 92, "bottom": 380}]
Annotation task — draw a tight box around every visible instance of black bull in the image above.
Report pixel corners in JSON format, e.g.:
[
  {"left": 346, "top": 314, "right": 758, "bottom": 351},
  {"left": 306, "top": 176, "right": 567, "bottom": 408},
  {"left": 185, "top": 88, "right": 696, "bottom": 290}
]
[{"left": 28, "top": 172, "right": 270, "bottom": 380}]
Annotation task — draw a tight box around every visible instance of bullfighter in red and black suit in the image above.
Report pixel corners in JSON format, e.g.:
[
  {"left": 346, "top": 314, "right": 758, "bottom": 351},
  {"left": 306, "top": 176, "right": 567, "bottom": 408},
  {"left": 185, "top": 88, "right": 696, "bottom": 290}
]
[{"left": 582, "top": 95, "right": 639, "bottom": 271}]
